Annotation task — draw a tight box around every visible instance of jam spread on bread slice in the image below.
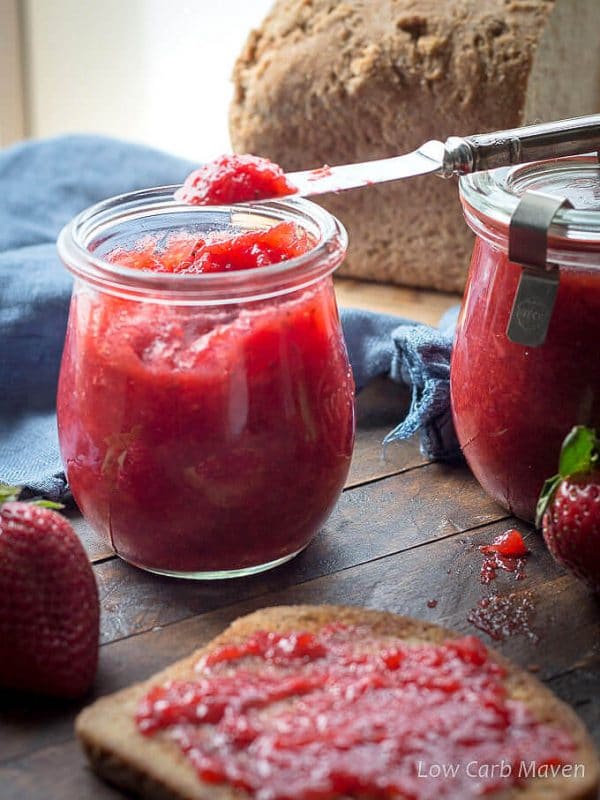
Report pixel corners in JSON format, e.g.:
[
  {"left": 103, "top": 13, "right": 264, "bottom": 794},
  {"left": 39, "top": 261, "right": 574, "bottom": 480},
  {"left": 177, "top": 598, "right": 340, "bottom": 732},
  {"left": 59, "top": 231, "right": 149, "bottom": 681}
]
[{"left": 136, "top": 624, "right": 574, "bottom": 798}]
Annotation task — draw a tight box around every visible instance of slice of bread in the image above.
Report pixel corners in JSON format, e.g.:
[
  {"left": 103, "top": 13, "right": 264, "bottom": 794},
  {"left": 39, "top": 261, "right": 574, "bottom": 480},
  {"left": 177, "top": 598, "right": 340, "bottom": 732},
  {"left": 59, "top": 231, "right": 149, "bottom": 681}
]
[
  {"left": 76, "top": 605, "right": 599, "bottom": 799},
  {"left": 229, "top": 0, "right": 600, "bottom": 293}
]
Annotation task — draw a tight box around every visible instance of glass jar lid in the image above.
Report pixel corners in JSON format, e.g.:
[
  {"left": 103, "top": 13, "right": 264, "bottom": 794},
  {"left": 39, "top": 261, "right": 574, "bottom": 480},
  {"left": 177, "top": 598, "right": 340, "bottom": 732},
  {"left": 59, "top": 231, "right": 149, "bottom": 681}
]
[{"left": 459, "top": 155, "right": 600, "bottom": 253}]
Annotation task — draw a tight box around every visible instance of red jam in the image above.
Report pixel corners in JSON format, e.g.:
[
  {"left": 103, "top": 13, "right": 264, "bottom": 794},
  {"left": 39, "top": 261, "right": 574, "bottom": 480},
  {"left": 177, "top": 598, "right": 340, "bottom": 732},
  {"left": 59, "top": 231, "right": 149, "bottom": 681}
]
[
  {"left": 478, "top": 529, "right": 529, "bottom": 584},
  {"left": 106, "top": 223, "right": 312, "bottom": 274},
  {"left": 480, "top": 553, "right": 527, "bottom": 584},
  {"left": 137, "top": 625, "right": 573, "bottom": 799},
  {"left": 175, "top": 154, "right": 297, "bottom": 205},
  {"left": 451, "top": 236, "right": 600, "bottom": 521},
  {"left": 308, "top": 165, "right": 333, "bottom": 181},
  {"left": 479, "top": 529, "right": 528, "bottom": 558},
  {"left": 468, "top": 594, "right": 539, "bottom": 643},
  {"left": 57, "top": 224, "right": 354, "bottom": 574}
]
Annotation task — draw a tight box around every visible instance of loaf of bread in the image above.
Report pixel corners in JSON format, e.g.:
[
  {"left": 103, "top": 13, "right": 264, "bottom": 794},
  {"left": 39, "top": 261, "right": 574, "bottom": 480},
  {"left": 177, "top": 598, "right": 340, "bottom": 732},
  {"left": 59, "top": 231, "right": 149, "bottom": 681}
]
[
  {"left": 76, "top": 604, "right": 599, "bottom": 799},
  {"left": 230, "top": 0, "right": 600, "bottom": 293}
]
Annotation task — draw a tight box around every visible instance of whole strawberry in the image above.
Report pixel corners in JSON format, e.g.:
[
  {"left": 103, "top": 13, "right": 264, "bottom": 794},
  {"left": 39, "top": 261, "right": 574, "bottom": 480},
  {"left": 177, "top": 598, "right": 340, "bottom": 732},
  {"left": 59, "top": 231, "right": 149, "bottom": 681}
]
[
  {"left": 536, "top": 426, "right": 600, "bottom": 594},
  {"left": 0, "top": 486, "right": 100, "bottom": 697}
]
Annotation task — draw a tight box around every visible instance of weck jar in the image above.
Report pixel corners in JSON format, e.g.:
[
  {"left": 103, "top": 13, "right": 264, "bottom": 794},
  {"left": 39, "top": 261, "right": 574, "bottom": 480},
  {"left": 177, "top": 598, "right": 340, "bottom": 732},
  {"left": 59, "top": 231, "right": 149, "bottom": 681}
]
[
  {"left": 56, "top": 190, "right": 355, "bottom": 578},
  {"left": 452, "top": 156, "right": 600, "bottom": 522}
]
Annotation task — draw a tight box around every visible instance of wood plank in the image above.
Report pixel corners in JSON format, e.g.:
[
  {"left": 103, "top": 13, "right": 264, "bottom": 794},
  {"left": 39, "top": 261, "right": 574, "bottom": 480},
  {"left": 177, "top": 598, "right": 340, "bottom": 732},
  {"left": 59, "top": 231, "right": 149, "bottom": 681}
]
[
  {"left": 347, "top": 378, "right": 427, "bottom": 488},
  {"left": 1, "top": 740, "right": 124, "bottom": 800},
  {"left": 1, "top": 517, "right": 598, "bottom": 785},
  {"left": 92, "top": 463, "right": 506, "bottom": 646},
  {"left": 66, "top": 512, "right": 113, "bottom": 563},
  {"left": 346, "top": 426, "right": 425, "bottom": 489},
  {"left": 335, "top": 277, "right": 460, "bottom": 325},
  {"left": 545, "top": 658, "right": 600, "bottom": 753}
]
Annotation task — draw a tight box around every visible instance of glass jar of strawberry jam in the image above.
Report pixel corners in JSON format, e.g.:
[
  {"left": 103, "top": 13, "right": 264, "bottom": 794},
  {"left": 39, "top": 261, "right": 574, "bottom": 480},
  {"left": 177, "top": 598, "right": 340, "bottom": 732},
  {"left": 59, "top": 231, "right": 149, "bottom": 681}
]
[
  {"left": 56, "top": 190, "right": 355, "bottom": 578},
  {"left": 453, "top": 156, "right": 600, "bottom": 522}
]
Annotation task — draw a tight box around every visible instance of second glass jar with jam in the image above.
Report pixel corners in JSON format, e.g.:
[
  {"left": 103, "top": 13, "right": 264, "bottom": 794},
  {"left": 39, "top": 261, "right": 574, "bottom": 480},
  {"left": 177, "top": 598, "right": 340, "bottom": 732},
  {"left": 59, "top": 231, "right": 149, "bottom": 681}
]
[{"left": 452, "top": 156, "right": 600, "bottom": 522}]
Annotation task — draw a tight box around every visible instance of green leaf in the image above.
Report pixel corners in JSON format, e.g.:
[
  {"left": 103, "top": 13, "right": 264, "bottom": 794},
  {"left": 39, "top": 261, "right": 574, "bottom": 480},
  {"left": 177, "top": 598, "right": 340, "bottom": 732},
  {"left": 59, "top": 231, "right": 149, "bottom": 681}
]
[
  {"left": 0, "top": 485, "right": 64, "bottom": 510},
  {"left": 30, "top": 500, "right": 65, "bottom": 510},
  {"left": 0, "top": 483, "right": 21, "bottom": 503},
  {"left": 535, "top": 425, "right": 600, "bottom": 529},
  {"left": 535, "top": 474, "right": 561, "bottom": 528},
  {"left": 558, "top": 425, "right": 598, "bottom": 478}
]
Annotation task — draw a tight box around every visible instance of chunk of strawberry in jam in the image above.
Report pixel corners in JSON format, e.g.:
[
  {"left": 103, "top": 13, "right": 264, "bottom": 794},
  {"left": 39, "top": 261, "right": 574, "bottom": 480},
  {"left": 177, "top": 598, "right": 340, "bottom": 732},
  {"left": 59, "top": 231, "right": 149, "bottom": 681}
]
[
  {"left": 175, "top": 154, "right": 297, "bottom": 205},
  {"left": 189, "top": 223, "right": 312, "bottom": 273},
  {"left": 108, "top": 223, "right": 312, "bottom": 275},
  {"left": 106, "top": 232, "right": 199, "bottom": 274},
  {"left": 479, "top": 528, "right": 529, "bottom": 557}
]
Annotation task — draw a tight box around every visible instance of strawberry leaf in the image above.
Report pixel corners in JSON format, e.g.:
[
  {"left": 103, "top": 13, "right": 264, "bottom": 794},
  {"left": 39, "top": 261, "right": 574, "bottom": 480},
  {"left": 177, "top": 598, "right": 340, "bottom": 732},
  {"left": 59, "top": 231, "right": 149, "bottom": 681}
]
[
  {"left": 30, "top": 500, "right": 65, "bottom": 510},
  {"left": 558, "top": 425, "right": 598, "bottom": 478},
  {"left": 536, "top": 426, "right": 599, "bottom": 529},
  {"left": 535, "top": 475, "right": 561, "bottom": 528},
  {"left": 0, "top": 485, "right": 63, "bottom": 510},
  {"left": 0, "top": 484, "right": 21, "bottom": 503}
]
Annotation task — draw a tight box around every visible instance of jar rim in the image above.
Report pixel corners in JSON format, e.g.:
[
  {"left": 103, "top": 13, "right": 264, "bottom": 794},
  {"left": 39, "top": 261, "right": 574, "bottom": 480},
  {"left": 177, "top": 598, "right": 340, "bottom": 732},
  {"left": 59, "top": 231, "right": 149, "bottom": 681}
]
[
  {"left": 459, "top": 156, "right": 600, "bottom": 252},
  {"left": 57, "top": 186, "right": 348, "bottom": 304}
]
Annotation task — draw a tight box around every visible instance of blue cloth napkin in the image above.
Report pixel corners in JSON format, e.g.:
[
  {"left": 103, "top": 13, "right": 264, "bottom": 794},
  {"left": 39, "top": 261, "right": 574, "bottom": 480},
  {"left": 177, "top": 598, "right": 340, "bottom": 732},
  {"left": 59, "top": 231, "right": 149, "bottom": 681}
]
[{"left": 0, "top": 135, "right": 459, "bottom": 501}]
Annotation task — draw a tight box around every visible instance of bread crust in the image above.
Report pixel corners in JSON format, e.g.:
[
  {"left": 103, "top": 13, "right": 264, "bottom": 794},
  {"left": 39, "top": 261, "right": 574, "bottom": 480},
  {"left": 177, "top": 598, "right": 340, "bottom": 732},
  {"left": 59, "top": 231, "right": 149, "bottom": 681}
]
[
  {"left": 76, "top": 604, "right": 599, "bottom": 799},
  {"left": 229, "top": 0, "right": 600, "bottom": 292}
]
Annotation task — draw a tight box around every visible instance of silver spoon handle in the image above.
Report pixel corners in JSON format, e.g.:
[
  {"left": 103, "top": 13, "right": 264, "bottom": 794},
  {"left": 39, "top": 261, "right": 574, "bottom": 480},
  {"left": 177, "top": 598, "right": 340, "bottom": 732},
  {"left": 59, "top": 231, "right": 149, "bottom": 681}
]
[{"left": 443, "top": 114, "right": 600, "bottom": 175}]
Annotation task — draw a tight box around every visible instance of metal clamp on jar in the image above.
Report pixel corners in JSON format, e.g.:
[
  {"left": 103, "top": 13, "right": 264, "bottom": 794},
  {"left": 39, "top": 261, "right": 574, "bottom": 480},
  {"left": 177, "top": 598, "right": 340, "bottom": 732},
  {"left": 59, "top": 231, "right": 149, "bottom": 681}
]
[{"left": 506, "top": 190, "right": 573, "bottom": 348}]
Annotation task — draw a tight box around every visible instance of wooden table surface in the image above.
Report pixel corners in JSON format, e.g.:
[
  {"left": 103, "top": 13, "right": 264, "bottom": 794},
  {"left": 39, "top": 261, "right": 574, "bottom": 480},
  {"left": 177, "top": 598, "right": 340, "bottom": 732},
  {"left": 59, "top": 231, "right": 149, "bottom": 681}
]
[{"left": 2, "top": 279, "right": 599, "bottom": 799}]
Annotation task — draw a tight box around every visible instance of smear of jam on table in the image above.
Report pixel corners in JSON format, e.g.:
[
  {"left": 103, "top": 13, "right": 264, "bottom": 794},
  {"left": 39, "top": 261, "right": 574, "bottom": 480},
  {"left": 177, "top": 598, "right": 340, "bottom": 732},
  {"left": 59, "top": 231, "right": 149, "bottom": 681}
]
[
  {"left": 175, "top": 153, "right": 297, "bottom": 205},
  {"left": 468, "top": 593, "right": 539, "bottom": 644},
  {"left": 137, "top": 624, "right": 572, "bottom": 799},
  {"left": 479, "top": 529, "right": 529, "bottom": 584},
  {"left": 468, "top": 531, "right": 537, "bottom": 642}
]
